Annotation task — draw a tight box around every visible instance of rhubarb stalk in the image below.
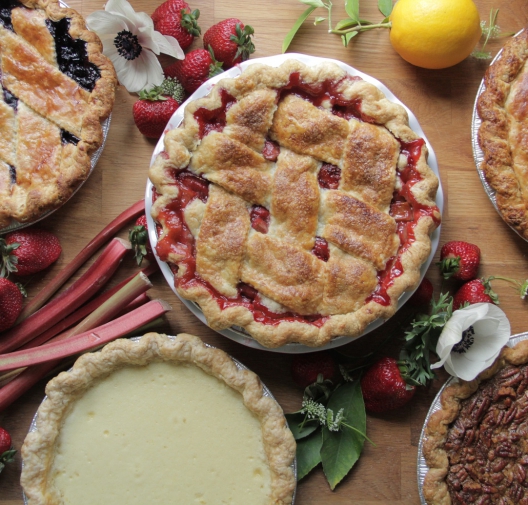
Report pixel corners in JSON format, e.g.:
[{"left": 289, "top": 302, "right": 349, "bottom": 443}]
[
  {"left": 0, "top": 238, "right": 131, "bottom": 354},
  {"left": 16, "top": 200, "right": 145, "bottom": 322},
  {"left": 0, "top": 299, "right": 171, "bottom": 372}
]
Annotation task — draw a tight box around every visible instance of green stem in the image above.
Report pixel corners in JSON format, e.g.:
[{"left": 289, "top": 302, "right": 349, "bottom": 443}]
[
  {"left": 342, "top": 422, "right": 376, "bottom": 446},
  {"left": 331, "top": 20, "right": 391, "bottom": 35}
]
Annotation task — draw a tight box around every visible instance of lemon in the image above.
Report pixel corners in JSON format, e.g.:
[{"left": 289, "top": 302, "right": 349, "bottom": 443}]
[{"left": 389, "top": 0, "right": 482, "bottom": 69}]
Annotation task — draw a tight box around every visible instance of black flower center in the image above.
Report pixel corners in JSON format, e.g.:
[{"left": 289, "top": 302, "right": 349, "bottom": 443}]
[
  {"left": 453, "top": 326, "right": 475, "bottom": 354},
  {"left": 114, "top": 30, "right": 142, "bottom": 60}
]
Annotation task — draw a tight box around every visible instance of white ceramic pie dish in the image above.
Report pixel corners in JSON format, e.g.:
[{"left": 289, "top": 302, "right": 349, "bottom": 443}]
[
  {"left": 145, "top": 52, "right": 444, "bottom": 354},
  {"left": 416, "top": 330, "right": 528, "bottom": 504},
  {"left": 22, "top": 334, "right": 297, "bottom": 505}
]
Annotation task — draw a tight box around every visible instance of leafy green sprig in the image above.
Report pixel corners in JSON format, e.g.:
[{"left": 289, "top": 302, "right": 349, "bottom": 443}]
[
  {"left": 471, "top": 9, "right": 515, "bottom": 60},
  {"left": 0, "top": 448, "right": 16, "bottom": 474}
]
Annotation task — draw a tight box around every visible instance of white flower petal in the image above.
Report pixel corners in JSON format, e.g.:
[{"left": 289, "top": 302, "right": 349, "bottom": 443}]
[
  {"left": 151, "top": 32, "right": 184, "bottom": 59},
  {"left": 120, "top": 50, "right": 164, "bottom": 92},
  {"left": 86, "top": 11, "right": 127, "bottom": 35},
  {"left": 105, "top": 0, "right": 140, "bottom": 22}
]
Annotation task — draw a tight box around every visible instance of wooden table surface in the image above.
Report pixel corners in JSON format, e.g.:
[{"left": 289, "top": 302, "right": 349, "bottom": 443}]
[{"left": 1, "top": 0, "right": 528, "bottom": 503}]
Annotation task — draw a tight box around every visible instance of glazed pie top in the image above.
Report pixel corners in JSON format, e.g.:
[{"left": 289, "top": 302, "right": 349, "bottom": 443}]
[
  {"left": 0, "top": 0, "right": 116, "bottom": 228},
  {"left": 477, "top": 28, "right": 528, "bottom": 239},
  {"left": 150, "top": 59, "right": 440, "bottom": 348},
  {"left": 20, "top": 333, "right": 296, "bottom": 505},
  {"left": 422, "top": 340, "right": 528, "bottom": 505}
]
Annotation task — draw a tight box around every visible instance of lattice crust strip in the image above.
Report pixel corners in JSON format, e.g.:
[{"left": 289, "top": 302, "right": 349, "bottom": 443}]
[{"left": 150, "top": 59, "right": 440, "bottom": 348}]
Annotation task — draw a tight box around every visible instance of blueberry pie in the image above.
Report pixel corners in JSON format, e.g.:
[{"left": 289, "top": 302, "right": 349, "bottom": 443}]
[
  {"left": 149, "top": 60, "right": 441, "bottom": 348},
  {"left": 0, "top": 0, "right": 116, "bottom": 228},
  {"left": 477, "top": 28, "right": 528, "bottom": 239}
]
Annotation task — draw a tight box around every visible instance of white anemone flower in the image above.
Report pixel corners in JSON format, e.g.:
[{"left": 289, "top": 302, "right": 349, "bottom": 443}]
[
  {"left": 431, "top": 303, "right": 511, "bottom": 382},
  {"left": 86, "top": 0, "right": 184, "bottom": 93}
]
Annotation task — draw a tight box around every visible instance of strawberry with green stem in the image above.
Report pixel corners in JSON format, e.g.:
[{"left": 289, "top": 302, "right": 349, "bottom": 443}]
[
  {"left": 437, "top": 240, "right": 481, "bottom": 281},
  {"left": 0, "top": 427, "right": 15, "bottom": 474},
  {"left": 151, "top": 0, "right": 201, "bottom": 51},
  {"left": 129, "top": 215, "right": 154, "bottom": 266}
]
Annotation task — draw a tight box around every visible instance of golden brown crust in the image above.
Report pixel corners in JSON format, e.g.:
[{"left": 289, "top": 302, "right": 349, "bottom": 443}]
[
  {"left": 150, "top": 59, "right": 440, "bottom": 348},
  {"left": 0, "top": 0, "right": 116, "bottom": 228},
  {"left": 477, "top": 28, "right": 528, "bottom": 239},
  {"left": 422, "top": 339, "right": 528, "bottom": 505},
  {"left": 20, "top": 333, "right": 296, "bottom": 505}
]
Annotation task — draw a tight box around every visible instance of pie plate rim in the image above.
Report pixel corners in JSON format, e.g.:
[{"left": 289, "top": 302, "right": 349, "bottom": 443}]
[
  {"left": 22, "top": 334, "right": 297, "bottom": 505},
  {"left": 416, "top": 331, "right": 528, "bottom": 504},
  {"left": 145, "top": 52, "right": 444, "bottom": 354}
]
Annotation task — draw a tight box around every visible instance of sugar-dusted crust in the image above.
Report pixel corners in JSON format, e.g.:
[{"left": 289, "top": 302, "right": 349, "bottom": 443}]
[
  {"left": 150, "top": 59, "right": 440, "bottom": 348},
  {"left": 477, "top": 28, "right": 528, "bottom": 239},
  {"left": 0, "top": 0, "right": 117, "bottom": 228},
  {"left": 21, "top": 333, "right": 296, "bottom": 505},
  {"left": 422, "top": 339, "right": 528, "bottom": 504}
]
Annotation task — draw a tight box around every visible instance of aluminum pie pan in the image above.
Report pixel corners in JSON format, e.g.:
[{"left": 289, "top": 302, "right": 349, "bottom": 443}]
[
  {"left": 471, "top": 29, "right": 527, "bottom": 242},
  {"left": 22, "top": 334, "right": 297, "bottom": 505},
  {"left": 416, "top": 331, "right": 528, "bottom": 504},
  {"left": 145, "top": 52, "right": 444, "bottom": 354}
]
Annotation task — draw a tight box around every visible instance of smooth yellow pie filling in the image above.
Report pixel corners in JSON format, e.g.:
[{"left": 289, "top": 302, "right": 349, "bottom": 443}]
[
  {"left": 21, "top": 334, "right": 296, "bottom": 505},
  {"left": 49, "top": 362, "right": 271, "bottom": 505}
]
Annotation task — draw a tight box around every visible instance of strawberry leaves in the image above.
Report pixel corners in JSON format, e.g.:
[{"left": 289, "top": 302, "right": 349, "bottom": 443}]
[
  {"left": 0, "top": 238, "right": 19, "bottom": 278},
  {"left": 286, "top": 376, "right": 369, "bottom": 489},
  {"left": 230, "top": 23, "right": 255, "bottom": 63}
]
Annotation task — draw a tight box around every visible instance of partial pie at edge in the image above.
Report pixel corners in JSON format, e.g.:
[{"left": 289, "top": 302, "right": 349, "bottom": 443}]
[
  {"left": 149, "top": 59, "right": 441, "bottom": 348},
  {"left": 20, "top": 333, "right": 296, "bottom": 505}
]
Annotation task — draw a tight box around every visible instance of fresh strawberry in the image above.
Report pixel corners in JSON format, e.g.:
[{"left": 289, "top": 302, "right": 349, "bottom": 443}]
[
  {"left": 360, "top": 357, "right": 416, "bottom": 413},
  {"left": 0, "top": 277, "right": 23, "bottom": 332},
  {"left": 409, "top": 277, "right": 434, "bottom": 308},
  {"left": 0, "top": 427, "right": 16, "bottom": 474},
  {"left": 452, "top": 278, "right": 498, "bottom": 310},
  {"left": 437, "top": 241, "right": 480, "bottom": 281},
  {"left": 164, "top": 48, "right": 223, "bottom": 94},
  {"left": 1, "top": 228, "right": 61, "bottom": 277},
  {"left": 129, "top": 215, "right": 154, "bottom": 265},
  {"left": 203, "top": 18, "right": 255, "bottom": 69},
  {"left": 133, "top": 78, "right": 185, "bottom": 139},
  {"left": 291, "top": 351, "right": 339, "bottom": 388},
  {"left": 151, "top": 0, "right": 200, "bottom": 51}
]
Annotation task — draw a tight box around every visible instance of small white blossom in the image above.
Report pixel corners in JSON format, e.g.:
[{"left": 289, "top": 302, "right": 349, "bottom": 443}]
[
  {"left": 431, "top": 303, "right": 510, "bottom": 381},
  {"left": 86, "top": 0, "right": 184, "bottom": 93},
  {"left": 301, "top": 399, "right": 327, "bottom": 426}
]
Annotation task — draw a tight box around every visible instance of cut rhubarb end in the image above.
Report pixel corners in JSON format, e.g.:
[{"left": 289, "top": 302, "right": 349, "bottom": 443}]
[
  {"left": 0, "top": 238, "right": 131, "bottom": 355},
  {"left": 0, "top": 299, "right": 171, "bottom": 372},
  {"left": 16, "top": 200, "right": 145, "bottom": 322}
]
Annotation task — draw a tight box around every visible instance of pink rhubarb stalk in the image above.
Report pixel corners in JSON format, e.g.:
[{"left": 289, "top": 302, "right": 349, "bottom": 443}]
[
  {"left": 16, "top": 200, "right": 145, "bottom": 322},
  {"left": 0, "top": 238, "right": 131, "bottom": 354},
  {"left": 0, "top": 299, "right": 171, "bottom": 372}
]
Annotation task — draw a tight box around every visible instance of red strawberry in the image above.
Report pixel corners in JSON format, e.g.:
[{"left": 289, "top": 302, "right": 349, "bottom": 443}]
[
  {"left": 291, "top": 352, "right": 339, "bottom": 388},
  {"left": 437, "top": 241, "right": 480, "bottom": 281},
  {"left": 0, "top": 427, "right": 16, "bottom": 474},
  {"left": 129, "top": 215, "right": 154, "bottom": 265},
  {"left": 409, "top": 277, "right": 434, "bottom": 308},
  {"left": 151, "top": 0, "right": 200, "bottom": 51},
  {"left": 0, "top": 427, "right": 11, "bottom": 455},
  {"left": 1, "top": 228, "right": 61, "bottom": 277},
  {"left": 360, "top": 357, "right": 416, "bottom": 413},
  {"left": 164, "top": 48, "right": 223, "bottom": 94},
  {"left": 133, "top": 78, "right": 185, "bottom": 139},
  {"left": 0, "top": 278, "right": 23, "bottom": 332},
  {"left": 203, "top": 18, "right": 255, "bottom": 69},
  {"left": 452, "top": 278, "right": 498, "bottom": 310}
]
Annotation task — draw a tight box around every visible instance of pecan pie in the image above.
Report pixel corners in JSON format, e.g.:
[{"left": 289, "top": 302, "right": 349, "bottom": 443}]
[
  {"left": 477, "top": 28, "right": 528, "bottom": 239},
  {"left": 149, "top": 59, "right": 441, "bottom": 348},
  {"left": 0, "top": 0, "right": 116, "bottom": 229},
  {"left": 423, "top": 340, "right": 528, "bottom": 505},
  {"left": 21, "top": 333, "right": 296, "bottom": 505}
]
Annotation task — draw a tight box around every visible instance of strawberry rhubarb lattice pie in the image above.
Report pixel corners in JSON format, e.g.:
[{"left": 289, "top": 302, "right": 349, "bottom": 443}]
[{"left": 149, "top": 59, "right": 441, "bottom": 348}]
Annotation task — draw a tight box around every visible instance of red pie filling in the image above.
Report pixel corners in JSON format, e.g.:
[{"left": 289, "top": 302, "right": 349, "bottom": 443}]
[{"left": 156, "top": 74, "right": 439, "bottom": 326}]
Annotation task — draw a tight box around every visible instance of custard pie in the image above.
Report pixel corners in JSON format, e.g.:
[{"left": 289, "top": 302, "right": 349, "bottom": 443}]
[
  {"left": 149, "top": 59, "right": 441, "bottom": 348},
  {"left": 477, "top": 28, "right": 528, "bottom": 239},
  {"left": 21, "top": 333, "right": 296, "bottom": 505},
  {"left": 0, "top": 0, "right": 116, "bottom": 228},
  {"left": 423, "top": 339, "right": 528, "bottom": 505}
]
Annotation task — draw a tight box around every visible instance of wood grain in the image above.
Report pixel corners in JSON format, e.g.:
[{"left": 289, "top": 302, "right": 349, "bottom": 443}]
[{"left": 1, "top": 0, "right": 527, "bottom": 503}]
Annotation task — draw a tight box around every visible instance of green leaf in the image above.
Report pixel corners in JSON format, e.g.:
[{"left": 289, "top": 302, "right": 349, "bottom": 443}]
[
  {"left": 342, "top": 30, "right": 359, "bottom": 47},
  {"left": 320, "top": 381, "right": 367, "bottom": 489},
  {"left": 296, "top": 430, "right": 323, "bottom": 480},
  {"left": 300, "top": 0, "right": 325, "bottom": 7},
  {"left": 314, "top": 16, "right": 327, "bottom": 24},
  {"left": 285, "top": 412, "right": 320, "bottom": 440},
  {"left": 334, "top": 17, "right": 360, "bottom": 31},
  {"left": 344, "top": 0, "right": 360, "bottom": 22},
  {"left": 378, "top": 0, "right": 393, "bottom": 17},
  {"left": 282, "top": 6, "right": 317, "bottom": 53}
]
